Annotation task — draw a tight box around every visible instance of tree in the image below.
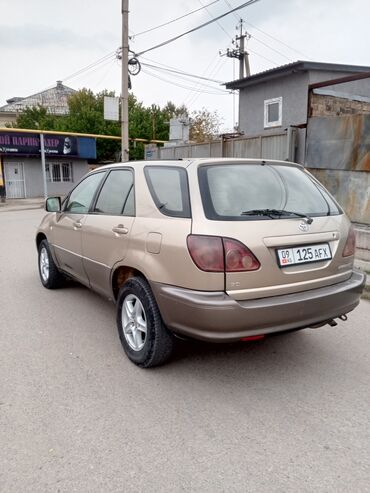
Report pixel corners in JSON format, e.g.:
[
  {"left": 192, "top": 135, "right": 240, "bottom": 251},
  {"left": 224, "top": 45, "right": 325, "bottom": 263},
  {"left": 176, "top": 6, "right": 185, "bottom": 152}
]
[
  {"left": 189, "top": 108, "right": 222, "bottom": 143},
  {"left": 11, "top": 90, "right": 222, "bottom": 159},
  {"left": 9, "top": 106, "right": 60, "bottom": 131}
]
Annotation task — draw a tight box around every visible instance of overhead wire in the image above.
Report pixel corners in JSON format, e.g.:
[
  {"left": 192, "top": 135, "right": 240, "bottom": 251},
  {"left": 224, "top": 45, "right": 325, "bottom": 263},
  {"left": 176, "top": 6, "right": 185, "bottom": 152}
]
[
  {"left": 62, "top": 51, "right": 117, "bottom": 83},
  {"left": 135, "top": 0, "right": 260, "bottom": 57},
  {"left": 132, "top": 0, "right": 221, "bottom": 38},
  {"left": 140, "top": 64, "right": 229, "bottom": 93},
  {"left": 223, "top": 0, "right": 311, "bottom": 60},
  {"left": 223, "top": 0, "right": 241, "bottom": 21},
  {"left": 183, "top": 52, "right": 222, "bottom": 107},
  {"left": 197, "top": 0, "right": 233, "bottom": 40},
  {"left": 141, "top": 67, "right": 230, "bottom": 95},
  {"left": 246, "top": 47, "right": 281, "bottom": 66},
  {"left": 92, "top": 59, "right": 120, "bottom": 92},
  {"left": 244, "top": 20, "right": 312, "bottom": 60},
  {"left": 249, "top": 35, "right": 294, "bottom": 62},
  {"left": 185, "top": 0, "right": 237, "bottom": 108},
  {"left": 186, "top": 56, "right": 227, "bottom": 108},
  {"left": 140, "top": 61, "right": 225, "bottom": 84}
]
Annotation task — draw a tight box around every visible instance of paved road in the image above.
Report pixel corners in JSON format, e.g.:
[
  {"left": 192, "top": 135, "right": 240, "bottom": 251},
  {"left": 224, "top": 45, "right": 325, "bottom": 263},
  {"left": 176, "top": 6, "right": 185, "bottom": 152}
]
[{"left": 0, "top": 209, "right": 369, "bottom": 493}]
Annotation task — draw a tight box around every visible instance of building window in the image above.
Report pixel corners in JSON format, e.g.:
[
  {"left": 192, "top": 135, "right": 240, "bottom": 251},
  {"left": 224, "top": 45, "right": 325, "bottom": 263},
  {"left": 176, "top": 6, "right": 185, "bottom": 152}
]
[
  {"left": 46, "top": 162, "right": 73, "bottom": 182},
  {"left": 264, "top": 97, "right": 282, "bottom": 128}
]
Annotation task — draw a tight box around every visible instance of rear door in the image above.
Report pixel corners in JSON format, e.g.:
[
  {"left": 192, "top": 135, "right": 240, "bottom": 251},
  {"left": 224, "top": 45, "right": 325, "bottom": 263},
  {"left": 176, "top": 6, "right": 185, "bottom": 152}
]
[
  {"left": 196, "top": 162, "right": 352, "bottom": 300},
  {"left": 81, "top": 168, "right": 135, "bottom": 297},
  {"left": 51, "top": 171, "right": 106, "bottom": 284}
]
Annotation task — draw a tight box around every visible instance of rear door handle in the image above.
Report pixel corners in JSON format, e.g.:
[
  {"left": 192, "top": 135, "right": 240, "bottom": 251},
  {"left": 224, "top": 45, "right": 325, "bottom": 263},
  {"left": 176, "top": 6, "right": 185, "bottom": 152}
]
[
  {"left": 73, "top": 221, "right": 82, "bottom": 230},
  {"left": 112, "top": 225, "right": 129, "bottom": 235}
]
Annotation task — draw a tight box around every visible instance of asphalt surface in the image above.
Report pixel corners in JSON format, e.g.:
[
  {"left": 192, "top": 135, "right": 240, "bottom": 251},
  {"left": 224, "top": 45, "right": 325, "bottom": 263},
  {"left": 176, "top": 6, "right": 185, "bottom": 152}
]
[{"left": 0, "top": 209, "right": 369, "bottom": 493}]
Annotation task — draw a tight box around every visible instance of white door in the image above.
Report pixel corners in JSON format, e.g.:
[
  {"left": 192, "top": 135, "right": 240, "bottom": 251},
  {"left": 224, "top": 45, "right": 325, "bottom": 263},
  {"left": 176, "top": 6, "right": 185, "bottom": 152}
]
[{"left": 4, "top": 162, "right": 25, "bottom": 198}]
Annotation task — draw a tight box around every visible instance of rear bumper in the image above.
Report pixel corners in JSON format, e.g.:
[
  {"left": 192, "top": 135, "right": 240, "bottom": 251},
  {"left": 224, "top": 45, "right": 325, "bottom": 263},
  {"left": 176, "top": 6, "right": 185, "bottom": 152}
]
[{"left": 151, "top": 270, "right": 366, "bottom": 342}]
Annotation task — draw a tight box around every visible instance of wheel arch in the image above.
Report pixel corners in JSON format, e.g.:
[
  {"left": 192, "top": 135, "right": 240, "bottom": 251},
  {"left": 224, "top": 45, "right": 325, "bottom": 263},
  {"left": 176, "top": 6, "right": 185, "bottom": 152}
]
[
  {"left": 111, "top": 265, "right": 147, "bottom": 301},
  {"left": 36, "top": 232, "right": 47, "bottom": 249}
]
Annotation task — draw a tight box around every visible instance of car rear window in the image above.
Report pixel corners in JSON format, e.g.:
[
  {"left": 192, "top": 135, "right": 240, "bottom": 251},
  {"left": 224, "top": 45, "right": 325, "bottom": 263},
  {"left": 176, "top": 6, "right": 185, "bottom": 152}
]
[
  {"left": 144, "top": 166, "right": 191, "bottom": 218},
  {"left": 198, "top": 163, "right": 341, "bottom": 220}
]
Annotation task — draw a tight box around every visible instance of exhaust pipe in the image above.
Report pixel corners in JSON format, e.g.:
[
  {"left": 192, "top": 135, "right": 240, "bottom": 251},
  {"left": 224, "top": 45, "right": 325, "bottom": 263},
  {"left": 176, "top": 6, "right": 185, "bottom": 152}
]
[{"left": 310, "top": 314, "right": 348, "bottom": 329}]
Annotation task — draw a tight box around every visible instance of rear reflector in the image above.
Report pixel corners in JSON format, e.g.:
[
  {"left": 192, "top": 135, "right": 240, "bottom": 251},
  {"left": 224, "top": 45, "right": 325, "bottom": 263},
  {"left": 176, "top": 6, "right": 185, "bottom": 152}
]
[{"left": 240, "top": 335, "right": 265, "bottom": 341}]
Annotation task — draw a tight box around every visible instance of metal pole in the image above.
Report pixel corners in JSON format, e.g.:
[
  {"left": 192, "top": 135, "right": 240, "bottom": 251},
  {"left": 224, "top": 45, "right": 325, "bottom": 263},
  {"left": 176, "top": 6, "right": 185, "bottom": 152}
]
[
  {"left": 121, "top": 0, "right": 129, "bottom": 162},
  {"left": 40, "top": 133, "right": 48, "bottom": 199}
]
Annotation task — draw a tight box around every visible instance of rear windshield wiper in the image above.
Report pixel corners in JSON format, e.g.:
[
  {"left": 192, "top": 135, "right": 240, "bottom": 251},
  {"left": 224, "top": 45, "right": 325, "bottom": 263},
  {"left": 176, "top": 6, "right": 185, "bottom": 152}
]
[{"left": 241, "top": 209, "right": 313, "bottom": 224}]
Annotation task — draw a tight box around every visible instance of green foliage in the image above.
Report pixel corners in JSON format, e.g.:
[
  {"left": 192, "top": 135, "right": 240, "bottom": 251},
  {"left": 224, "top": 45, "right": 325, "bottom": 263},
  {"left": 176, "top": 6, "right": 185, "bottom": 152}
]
[
  {"left": 9, "top": 106, "right": 60, "bottom": 131},
  {"left": 11, "top": 89, "right": 220, "bottom": 160}
]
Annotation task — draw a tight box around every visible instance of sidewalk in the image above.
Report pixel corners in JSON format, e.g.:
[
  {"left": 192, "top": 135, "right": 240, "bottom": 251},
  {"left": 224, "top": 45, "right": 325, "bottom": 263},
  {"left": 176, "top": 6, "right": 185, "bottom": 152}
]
[{"left": 0, "top": 197, "right": 44, "bottom": 212}]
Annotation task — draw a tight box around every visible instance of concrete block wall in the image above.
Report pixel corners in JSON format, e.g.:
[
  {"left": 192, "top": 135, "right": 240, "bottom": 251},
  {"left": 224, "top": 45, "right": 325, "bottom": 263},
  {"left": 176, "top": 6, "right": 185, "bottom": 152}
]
[{"left": 310, "top": 93, "right": 370, "bottom": 117}]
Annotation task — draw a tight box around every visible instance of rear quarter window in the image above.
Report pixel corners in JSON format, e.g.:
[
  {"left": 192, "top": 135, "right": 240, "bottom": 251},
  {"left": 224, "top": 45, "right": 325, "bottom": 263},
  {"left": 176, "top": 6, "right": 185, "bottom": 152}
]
[{"left": 144, "top": 166, "right": 191, "bottom": 218}]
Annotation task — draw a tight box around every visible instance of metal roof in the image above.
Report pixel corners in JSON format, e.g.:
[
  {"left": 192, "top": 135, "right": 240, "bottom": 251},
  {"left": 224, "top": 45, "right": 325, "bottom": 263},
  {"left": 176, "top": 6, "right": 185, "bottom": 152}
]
[
  {"left": 225, "top": 60, "right": 370, "bottom": 90},
  {"left": 0, "top": 81, "right": 75, "bottom": 115}
]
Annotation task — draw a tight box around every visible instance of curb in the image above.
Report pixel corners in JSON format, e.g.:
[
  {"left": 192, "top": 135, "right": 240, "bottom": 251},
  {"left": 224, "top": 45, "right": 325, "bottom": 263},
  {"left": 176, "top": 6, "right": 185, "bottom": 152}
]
[{"left": 0, "top": 205, "right": 43, "bottom": 213}]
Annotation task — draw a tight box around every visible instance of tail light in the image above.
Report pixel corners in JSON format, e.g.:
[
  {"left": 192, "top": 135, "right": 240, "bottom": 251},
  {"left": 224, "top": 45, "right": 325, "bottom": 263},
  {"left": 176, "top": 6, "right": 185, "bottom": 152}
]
[
  {"left": 187, "top": 235, "right": 260, "bottom": 272},
  {"left": 342, "top": 225, "right": 356, "bottom": 257},
  {"left": 223, "top": 238, "right": 260, "bottom": 272},
  {"left": 187, "top": 235, "right": 224, "bottom": 272}
]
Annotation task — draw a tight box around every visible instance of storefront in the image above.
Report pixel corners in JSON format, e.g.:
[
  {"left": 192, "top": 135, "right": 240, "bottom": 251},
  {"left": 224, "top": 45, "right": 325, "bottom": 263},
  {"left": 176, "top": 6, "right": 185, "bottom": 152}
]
[{"left": 0, "top": 131, "right": 96, "bottom": 198}]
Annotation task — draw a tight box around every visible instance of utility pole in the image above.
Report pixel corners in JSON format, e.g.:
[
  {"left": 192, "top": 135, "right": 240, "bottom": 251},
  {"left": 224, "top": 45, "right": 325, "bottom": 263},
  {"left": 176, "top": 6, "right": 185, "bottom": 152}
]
[
  {"left": 236, "top": 19, "right": 250, "bottom": 79},
  {"left": 225, "top": 19, "right": 251, "bottom": 79},
  {"left": 121, "top": 0, "right": 129, "bottom": 162}
]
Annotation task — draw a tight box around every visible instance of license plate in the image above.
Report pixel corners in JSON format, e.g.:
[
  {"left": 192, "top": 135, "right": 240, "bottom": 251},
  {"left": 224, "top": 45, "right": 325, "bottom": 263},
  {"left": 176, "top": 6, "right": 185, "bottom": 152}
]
[{"left": 277, "top": 243, "right": 332, "bottom": 267}]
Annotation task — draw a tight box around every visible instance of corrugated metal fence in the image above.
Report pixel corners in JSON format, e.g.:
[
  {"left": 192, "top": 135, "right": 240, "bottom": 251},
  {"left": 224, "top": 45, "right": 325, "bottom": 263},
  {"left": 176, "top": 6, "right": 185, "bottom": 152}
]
[
  {"left": 151, "top": 130, "right": 295, "bottom": 162},
  {"left": 306, "top": 115, "right": 370, "bottom": 224}
]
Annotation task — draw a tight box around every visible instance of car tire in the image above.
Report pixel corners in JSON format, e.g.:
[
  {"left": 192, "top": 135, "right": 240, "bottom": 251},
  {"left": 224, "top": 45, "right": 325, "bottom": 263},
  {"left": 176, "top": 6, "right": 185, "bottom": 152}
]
[
  {"left": 38, "top": 239, "right": 65, "bottom": 289},
  {"left": 117, "top": 277, "right": 174, "bottom": 368}
]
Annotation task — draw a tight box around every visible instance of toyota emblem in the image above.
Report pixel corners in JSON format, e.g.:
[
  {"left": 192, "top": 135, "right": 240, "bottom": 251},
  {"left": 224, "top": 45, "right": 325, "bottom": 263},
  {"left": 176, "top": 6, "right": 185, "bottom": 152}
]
[{"left": 299, "top": 221, "right": 309, "bottom": 232}]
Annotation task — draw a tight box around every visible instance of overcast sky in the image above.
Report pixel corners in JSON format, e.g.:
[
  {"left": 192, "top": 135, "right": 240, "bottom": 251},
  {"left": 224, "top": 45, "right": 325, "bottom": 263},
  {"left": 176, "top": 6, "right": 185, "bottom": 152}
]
[{"left": 1, "top": 0, "right": 370, "bottom": 131}]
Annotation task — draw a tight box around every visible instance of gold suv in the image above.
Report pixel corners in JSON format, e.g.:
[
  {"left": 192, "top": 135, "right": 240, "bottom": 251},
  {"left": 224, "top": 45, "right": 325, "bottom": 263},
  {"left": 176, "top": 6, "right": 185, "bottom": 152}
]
[{"left": 36, "top": 159, "right": 365, "bottom": 367}]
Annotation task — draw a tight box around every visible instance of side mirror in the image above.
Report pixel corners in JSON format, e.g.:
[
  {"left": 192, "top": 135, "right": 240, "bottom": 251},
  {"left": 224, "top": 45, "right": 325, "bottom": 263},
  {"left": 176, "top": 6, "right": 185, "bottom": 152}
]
[{"left": 45, "top": 197, "right": 61, "bottom": 212}]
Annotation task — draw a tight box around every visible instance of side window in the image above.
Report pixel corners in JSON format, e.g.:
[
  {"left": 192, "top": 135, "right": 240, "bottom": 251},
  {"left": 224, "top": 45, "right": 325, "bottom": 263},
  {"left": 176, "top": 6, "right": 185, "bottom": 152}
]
[
  {"left": 94, "top": 169, "right": 135, "bottom": 216},
  {"left": 144, "top": 166, "right": 191, "bottom": 218},
  {"left": 264, "top": 97, "right": 282, "bottom": 128},
  {"left": 64, "top": 172, "right": 105, "bottom": 214}
]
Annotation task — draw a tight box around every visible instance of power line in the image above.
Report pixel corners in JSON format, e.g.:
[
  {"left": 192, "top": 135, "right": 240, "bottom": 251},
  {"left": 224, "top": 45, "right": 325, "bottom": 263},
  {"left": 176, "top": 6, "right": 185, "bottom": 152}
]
[
  {"left": 247, "top": 47, "right": 281, "bottom": 66},
  {"left": 223, "top": 0, "right": 310, "bottom": 60},
  {"left": 198, "top": 0, "right": 232, "bottom": 40},
  {"left": 140, "top": 61, "right": 225, "bottom": 84},
  {"left": 245, "top": 20, "right": 312, "bottom": 60},
  {"left": 141, "top": 64, "right": 228, "bottom": 93},
  {"left": 135, "top": 0, "right": 260, "bottom": 57},
  {"left": 141, "top": 67, "right": 230, "bottom": 95},
  {"left": 132, "top": 0, "right": 221, "bottom": 38},
  {"left": 187, "top": 57, "right": 227, "bottom": 108},
  {"left": 183, "top": 52, "right": 222, "bottom": 107},
  {"left": 223, "top": 0, "right": 241, "bottom": 22},
  {"left": 63, "top": 51, "right": 117, "bottom": 82},
  {"left": 250, "top": 34, "right": 294, "bottom": 62}
]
